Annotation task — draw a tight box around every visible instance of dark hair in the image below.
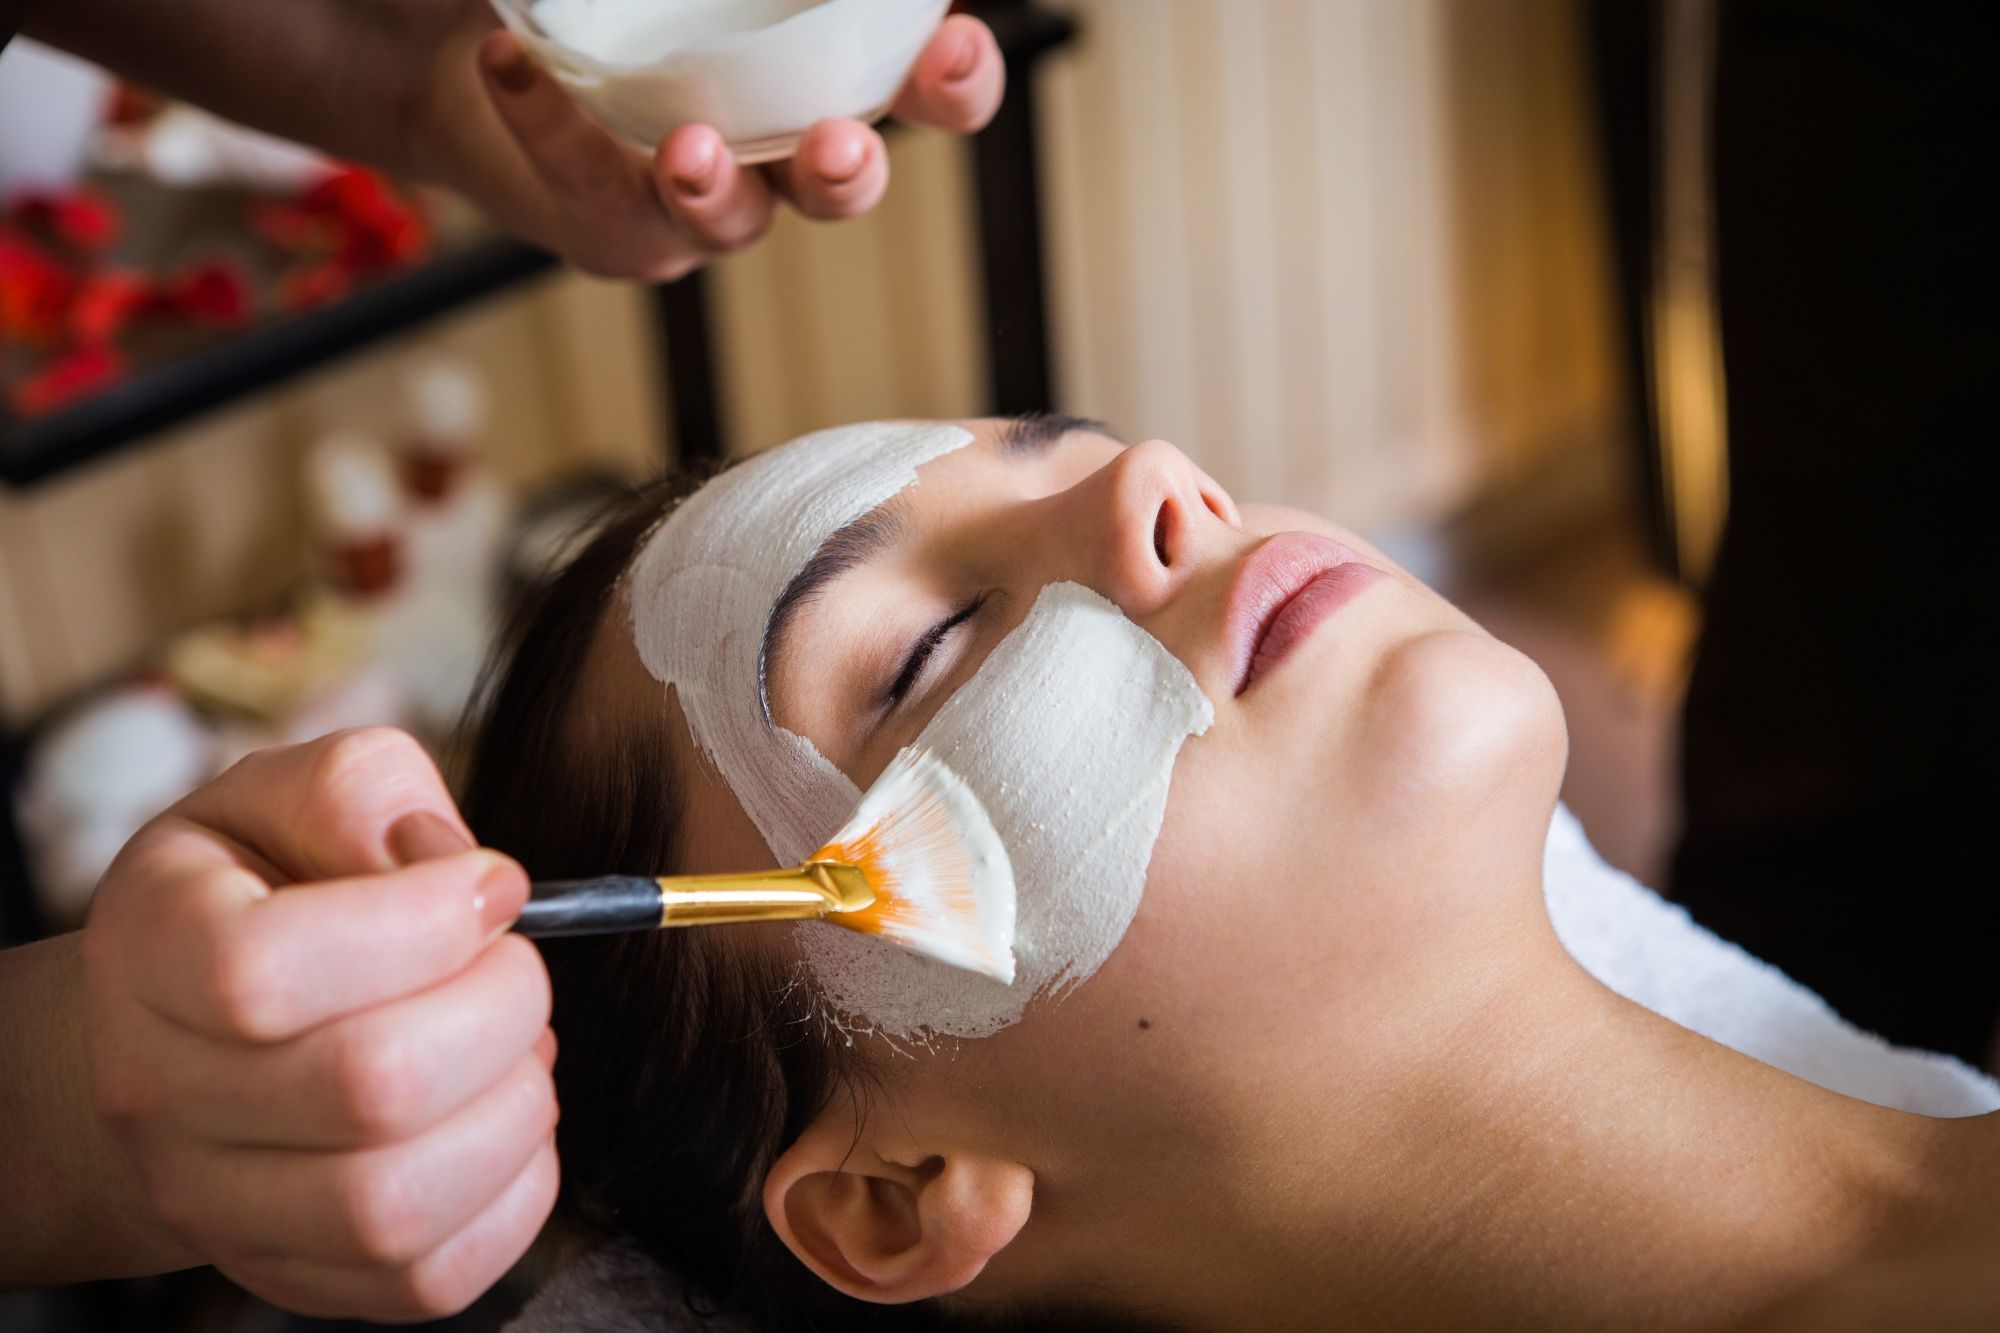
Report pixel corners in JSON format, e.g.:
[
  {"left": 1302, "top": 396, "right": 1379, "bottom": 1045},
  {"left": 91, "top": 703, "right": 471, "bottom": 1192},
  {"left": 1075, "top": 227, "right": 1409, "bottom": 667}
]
[{"left": 459, "top": 472, "right": 1176, "bottom": 1333}]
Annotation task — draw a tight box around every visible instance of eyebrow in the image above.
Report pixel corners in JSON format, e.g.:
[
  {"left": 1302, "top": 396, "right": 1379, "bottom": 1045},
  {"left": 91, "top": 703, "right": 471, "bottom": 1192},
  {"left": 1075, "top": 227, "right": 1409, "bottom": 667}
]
[
  {"left": 756, "top": 414, "right": 1117, "bottom": 720},
  {"left": 1001, "top": 411, "right": 1118, "bottom": 454},
  {"left": 759, "top": 500, "right": 907, "bottom": 721}
]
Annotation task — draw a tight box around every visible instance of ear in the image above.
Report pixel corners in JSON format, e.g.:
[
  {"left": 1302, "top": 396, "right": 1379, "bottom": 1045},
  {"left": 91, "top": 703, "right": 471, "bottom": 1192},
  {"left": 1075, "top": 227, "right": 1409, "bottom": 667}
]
[{"left": 762, "top": 1097, "right": 1034, "bottom": 1304}]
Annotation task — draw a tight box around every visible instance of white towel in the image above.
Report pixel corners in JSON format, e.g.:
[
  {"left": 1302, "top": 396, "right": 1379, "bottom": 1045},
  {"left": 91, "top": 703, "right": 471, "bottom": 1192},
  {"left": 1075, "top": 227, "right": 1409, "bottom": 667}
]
[{"left": 1544, "top": 803, "right": 1999, "bottom": 1117}]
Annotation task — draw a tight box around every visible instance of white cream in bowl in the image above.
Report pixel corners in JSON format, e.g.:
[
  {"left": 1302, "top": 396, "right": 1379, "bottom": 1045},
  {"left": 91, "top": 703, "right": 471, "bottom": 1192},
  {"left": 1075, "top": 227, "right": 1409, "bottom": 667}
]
[{"left": 491, "top": 0, "right": 952, "bottom": 163}]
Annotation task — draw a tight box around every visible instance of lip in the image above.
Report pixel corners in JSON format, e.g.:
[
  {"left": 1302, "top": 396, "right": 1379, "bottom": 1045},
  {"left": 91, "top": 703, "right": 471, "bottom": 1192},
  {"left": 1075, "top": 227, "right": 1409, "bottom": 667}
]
[{"left": 1225, "top": 533, "right": 1385, "bottom": 695}]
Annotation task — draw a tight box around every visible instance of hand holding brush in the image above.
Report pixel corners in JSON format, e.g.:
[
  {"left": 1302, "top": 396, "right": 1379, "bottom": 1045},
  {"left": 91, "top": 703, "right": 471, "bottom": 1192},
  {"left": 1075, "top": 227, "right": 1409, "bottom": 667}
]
[{"left": 515, "top": 747, "right": 1017, "bottom": 982}]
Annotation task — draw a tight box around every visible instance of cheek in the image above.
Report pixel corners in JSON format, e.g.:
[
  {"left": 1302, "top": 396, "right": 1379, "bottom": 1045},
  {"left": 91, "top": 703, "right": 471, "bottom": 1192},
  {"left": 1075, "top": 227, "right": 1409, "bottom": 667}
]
[
  {"left": 1039, "top": 747, "right": 1428, "bottom": 1127},
  {"left": 798, "top": 583, "right": 1214, "bottom": 1040},
  {"left": 1134, "top": 632, "right": 1565, "bottom": 973}
]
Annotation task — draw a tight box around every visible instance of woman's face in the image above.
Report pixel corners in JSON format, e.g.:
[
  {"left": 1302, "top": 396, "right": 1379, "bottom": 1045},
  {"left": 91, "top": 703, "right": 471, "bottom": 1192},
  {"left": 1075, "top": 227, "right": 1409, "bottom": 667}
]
[{"left": 633, "top": 416, "right": 1566, "bottom": 1190}]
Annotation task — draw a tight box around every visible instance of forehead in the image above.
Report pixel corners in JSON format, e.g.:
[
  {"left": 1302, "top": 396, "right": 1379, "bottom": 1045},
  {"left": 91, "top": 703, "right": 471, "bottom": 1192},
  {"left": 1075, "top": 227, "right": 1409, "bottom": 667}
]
[
  {"left": 773, "top": 414, "right": 1118, "bottom": 570},
  {"left": 612, "top": 419, "right": 1007, "bottom": 869},
  {"left": 763, "top": 415, "right": 1121, "bottom": 666},
  {"left": 760, "top": 421, "right": 1033, "bottom": 632},
  {"left": 759, "top": 417, "right": 1116, "bottom": 663}
]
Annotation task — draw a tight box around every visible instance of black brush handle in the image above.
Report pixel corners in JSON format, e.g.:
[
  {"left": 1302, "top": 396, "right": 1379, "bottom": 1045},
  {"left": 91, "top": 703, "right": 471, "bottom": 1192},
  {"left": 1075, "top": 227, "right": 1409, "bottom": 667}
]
[{"left": 515, "top": 876, "right": 663, "bottom": 938}]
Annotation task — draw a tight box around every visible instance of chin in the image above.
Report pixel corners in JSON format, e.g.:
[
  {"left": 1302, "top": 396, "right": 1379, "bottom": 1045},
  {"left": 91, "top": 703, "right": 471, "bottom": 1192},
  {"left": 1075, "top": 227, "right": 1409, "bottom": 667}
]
[{"left": 1358, "top": 628, "right": 1567, "bottom": 838}]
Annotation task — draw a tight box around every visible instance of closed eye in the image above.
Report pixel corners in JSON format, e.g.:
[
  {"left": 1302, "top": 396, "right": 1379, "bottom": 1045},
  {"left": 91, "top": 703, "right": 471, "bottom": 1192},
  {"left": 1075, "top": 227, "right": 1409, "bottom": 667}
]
[{"left": 887, "top": 598, "right": 983, "bottom": 707}]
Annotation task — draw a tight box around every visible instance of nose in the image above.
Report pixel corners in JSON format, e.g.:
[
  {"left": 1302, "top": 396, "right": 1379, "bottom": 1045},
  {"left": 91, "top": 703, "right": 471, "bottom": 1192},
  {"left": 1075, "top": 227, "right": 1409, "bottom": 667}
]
[{"left": 1081, "top": 439, "right": 1240, "bottom": 616}]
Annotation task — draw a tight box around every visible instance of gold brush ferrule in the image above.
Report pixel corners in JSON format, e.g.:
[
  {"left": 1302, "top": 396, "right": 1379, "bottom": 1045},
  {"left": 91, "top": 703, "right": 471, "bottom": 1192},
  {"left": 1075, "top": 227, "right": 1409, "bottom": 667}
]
[{"left": 653, "top": 860, "right": 875, "bottom": 927}]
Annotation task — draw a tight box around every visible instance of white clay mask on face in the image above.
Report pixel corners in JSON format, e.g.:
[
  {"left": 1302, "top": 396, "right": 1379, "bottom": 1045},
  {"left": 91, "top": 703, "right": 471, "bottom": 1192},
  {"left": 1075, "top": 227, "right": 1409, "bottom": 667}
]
[{"left": 628, "top": 422, "right": 1213, "bottom": 1039}]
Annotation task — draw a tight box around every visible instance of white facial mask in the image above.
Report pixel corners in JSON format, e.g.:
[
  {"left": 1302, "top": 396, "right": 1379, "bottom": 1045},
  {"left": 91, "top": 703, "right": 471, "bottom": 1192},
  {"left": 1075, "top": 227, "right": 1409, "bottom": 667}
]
[
  {"left": 628, "top": 422, "right": 969, "bottom": 867},
  {"left": 804, "top": 581, "right": 1211, "bottom": 1037},
  {"left": 628, "top": 423, "right": 1213, "bottom": 1039}
]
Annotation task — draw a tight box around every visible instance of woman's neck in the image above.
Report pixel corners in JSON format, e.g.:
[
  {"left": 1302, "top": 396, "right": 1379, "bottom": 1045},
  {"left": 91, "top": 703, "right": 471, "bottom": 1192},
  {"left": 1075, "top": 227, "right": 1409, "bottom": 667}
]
[{"left": 1112, "top": 912, "right": 1985, "bottom": 1332}]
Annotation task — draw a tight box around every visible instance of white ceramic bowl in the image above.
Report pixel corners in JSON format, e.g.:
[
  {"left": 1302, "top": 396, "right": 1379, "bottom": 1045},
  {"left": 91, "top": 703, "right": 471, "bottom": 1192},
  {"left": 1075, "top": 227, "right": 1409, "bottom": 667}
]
[{"left": 489, "top": 0, "right": 951, "bottom": 164}]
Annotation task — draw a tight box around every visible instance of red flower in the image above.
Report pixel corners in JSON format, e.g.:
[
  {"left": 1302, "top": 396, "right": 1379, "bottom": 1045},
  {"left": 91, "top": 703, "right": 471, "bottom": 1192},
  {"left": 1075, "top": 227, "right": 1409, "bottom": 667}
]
[
  {"left": 161, "top": 260, "right": 252, "bottom": 327},
  {"left": 260, "top": 167, "right": 431, "bottom": 275},
  {"left": 251, "top": 199, "right": 338, "bottom": 254},
  {"left": 3, "top": 163, "right": 435, "bottom": 418},
  {"left": 67, "top": 269, "right": 151, "bottom": 345},
  {"left": 279, "top": 260, "right": 353, "bottom": 313},
  {"left": 7, "top": 345, "right": 125, "bottom": 417},
  {"left": 315, "top": 169, "right": 431, "bottom": 270},
  {"left": 51, "top": 193, "right": 121, "bottom": 251},
  {"left": 6, "top": 190, "right": 122, "bottom": 251},
  {"left": 0, "top": 233, "right": 78, "bottom": 346}
]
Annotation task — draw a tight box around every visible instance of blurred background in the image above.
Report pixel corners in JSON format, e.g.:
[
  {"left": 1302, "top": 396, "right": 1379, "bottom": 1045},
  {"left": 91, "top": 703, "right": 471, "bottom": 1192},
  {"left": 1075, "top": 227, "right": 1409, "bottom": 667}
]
[{"left": 0, "top": 0, "right": 1850, "bottom": 1325}]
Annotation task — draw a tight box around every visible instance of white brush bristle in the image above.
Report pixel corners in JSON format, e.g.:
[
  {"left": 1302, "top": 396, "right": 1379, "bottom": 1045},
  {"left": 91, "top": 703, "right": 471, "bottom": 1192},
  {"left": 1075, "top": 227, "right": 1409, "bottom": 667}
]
[{"left": 815, "top": 747, "right": 1017, "bottom": 982}]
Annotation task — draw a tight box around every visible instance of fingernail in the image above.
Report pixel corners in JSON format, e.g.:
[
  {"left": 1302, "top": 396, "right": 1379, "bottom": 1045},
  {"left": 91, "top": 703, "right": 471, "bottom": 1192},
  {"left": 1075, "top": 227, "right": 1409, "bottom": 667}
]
[
  {"left": 389, "top": 810, "right": 474, "bottom": 866},
  {"left": 476, "top": 856, "right": 529, "bottom": 935},
  {"left": 946, "top": 32, "right": 980, "bottom": 83},
  {"left": 674, "top": 137, "right": 719, "bottom": 197},
  {"left": 818, "top": 136, "right": 866, "bottom": 185}
]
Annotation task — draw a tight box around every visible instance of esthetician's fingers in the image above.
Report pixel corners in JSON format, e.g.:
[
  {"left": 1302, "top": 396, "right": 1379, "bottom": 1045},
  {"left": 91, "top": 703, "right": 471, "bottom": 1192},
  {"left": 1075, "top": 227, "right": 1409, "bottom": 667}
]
[
  {"left": 890, "top": 14, "right": 1007, "bottom": 135},
  {"left": 228, "top": 1136, "right": 561, "bottom": 1323},
  {"left": 105, "top": 939, "right": 553, "bottom": 1151},
  {"left": 762, "top": 120, "right": 890, "bottom": 222},
  {"left": 121, "top": 839, "right": 526, "bottom": 1043},
  {"left": 652, "top": 123, "right": 780, "bottom": 253},
  {"left": 364, "top": 1132, "right": 561, "bottom": 1322},
  {"left": 479, "top": 31, "right": 649, "bottom": 208},
  {"left": 478, "top": 30, "right": 704, "bottom": 281},
  {"left": 174, "top": 726, "right": 472, "bottom": 883},
  {"left": 154, "top": 1049, "right": 557, "bottom": 1271}
]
